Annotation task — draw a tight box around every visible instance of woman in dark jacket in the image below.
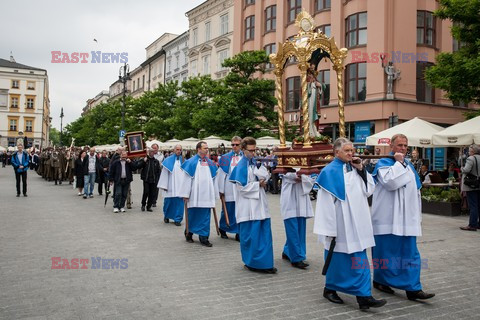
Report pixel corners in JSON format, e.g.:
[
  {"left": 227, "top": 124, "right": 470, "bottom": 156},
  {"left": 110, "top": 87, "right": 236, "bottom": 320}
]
[{"left": 74, "top": 150, "right": 87, "bottom": 196}]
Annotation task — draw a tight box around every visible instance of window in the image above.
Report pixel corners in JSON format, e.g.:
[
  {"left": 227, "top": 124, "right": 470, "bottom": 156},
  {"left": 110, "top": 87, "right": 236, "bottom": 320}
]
[
  {"left": 142, "top": 75, "right": 145, "bottom": 88},
  {"left": 9, "top": 119, "right": 17, "bottom": 131},
  {"left": 10, "top": 95, "right": 19, "bottom": 108},
  {"left": 264, "top": 43, "right": 276, "bottom": 69},
  {"left": 416, "top": 62, "right": 435, "bottom": 103},
  {"left": 133, "top": 81, "right": 136, "bottom": 91},
  {"left": 218, "top": 50, "right": 229, "bottom": 71},
  {"left": 27, "top": 81, "right": 35, "bottom": 90},
  {"left": 26, "top": 96, "right": 35, "bottom": 109},
  {"left": 11, "top": 80, "right": 19, "bottom": 89},
  {"left": 7, "top": 137, "right": 16, "bottom": 147},
  {"left": 317, "top": 70, "right": 330, "bottom": 106},
  {"left": 137, "top": 79, "right": 140, "bottom": 90},
  {"left": 345, "top": 12, "right": 367, "bottom": 48},
  {"left": 245, "top": 16, "right": 255, "bottom": 41},
  {"left": 168, "top": 59, "right": 171, "bottom": 73},
  {"left": 205, "top": 21, "right": 211, "bottom": 41},
  {"left": 417, "top": 11, "right": 435, "bottom": 46},
  {"left": 286, "top": 76, "right": 301, "bottom": 111},
  {"left": 316, "top": 24, "right": 331, "bottom": 37},
  {"left": 25, "top": 120, "right": 33, "bottom": 132},
  {"left": 193, "top": 28, "right": 198, "bottom": 46},
  {"left": 220, "top": 14, "right": 229, "bottom": 35},
  {"left": 315, "top": 0, "right": 331, "bottom": 11},
  {"left": 288, "top": 0, "right": 302, "bottom": 24},
  {"left": 345, "top": 63, "right": 367, "bottom": 102},
  {"left": 203, "top": 55, "right": 210, "bottom": 75},
  {"left": 191, "top": 60, "right": 198, "bottom": 75},
  {"left": 245, "top": 0, "right": 255, "bottom": 5},
  {"left": 265, "top": 5, "right": 276, "bottom": 33},
  {"left": 176, "top": 56, "right": 179, "bottom": 69}
]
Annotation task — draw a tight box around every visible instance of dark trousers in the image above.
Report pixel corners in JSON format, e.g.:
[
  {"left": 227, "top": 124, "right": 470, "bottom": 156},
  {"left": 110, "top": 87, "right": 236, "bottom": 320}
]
[
  {"left": 153, "top": 186, "right": 160, "bottom": 205},
  {"left": 141, "top": 181, "right": 157, "bottom": 208},
  {"left": 15, "top": 171, "right": 27, "bottom": 195},
  {"left": 466, "top": 190, "right": 480, "bottom": 228},
  {"left": 114, "top": 179, "right": 129, "bottom": 209},
  {"left": 271, "top": 172, "right": 279, "bottom": 193}
]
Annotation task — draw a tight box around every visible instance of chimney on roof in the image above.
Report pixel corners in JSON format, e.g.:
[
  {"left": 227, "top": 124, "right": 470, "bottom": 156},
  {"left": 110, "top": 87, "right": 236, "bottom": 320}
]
[{"left": 10, "top": 51, "right": 15, "bottom": 63}]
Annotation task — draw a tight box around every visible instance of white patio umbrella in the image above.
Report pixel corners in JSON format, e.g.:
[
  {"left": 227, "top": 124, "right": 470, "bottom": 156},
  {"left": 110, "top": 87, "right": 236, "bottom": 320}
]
[
  {"left": 366, "top": 117, "right": 445, "bottom": 147},
  {"left": 202, "top": 135, "right": 230, "bottom": 148},
  {"left": 0, "top": 146, "right": 6, "bottom": 152},
  {"left": 145, "top": 139, "right": 166, "bottom": 149},
  {"left": 255, "top": 136, "right": 292, "bottom": 149},
  {"left": 163, "top": 139, "right": 182, "bottom": 150},
  {"left": 179, "top": 137, "right": 200, "bottom": 150},
  {"left": 432, "top": 116, "right": 480, "bottom": 146}
]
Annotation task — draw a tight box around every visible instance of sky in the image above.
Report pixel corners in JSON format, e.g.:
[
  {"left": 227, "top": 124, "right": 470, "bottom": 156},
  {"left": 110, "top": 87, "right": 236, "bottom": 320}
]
[{"left": 0, "top": 0, "right": 205, "bottom": 129}]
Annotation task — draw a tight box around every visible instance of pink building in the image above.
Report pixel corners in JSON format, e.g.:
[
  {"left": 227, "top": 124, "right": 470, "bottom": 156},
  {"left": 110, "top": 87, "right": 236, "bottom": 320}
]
[{"left": 233, "top": 0, "right": 478, "bottom": 148}]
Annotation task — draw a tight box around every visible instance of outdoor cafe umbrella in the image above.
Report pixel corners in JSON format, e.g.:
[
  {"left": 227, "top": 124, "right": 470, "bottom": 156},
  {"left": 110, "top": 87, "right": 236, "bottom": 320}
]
[
  {"left": 432, "top": 115, "right": 480, "bottom": 146},
  {"left": 366, "top": 117, "right": 445, "bottom": 147}
]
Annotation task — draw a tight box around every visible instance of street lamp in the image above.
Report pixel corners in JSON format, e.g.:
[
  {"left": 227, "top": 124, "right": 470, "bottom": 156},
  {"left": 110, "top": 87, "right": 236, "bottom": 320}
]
[
  {"left": 119, "top": 63, "right": 130, "bottom": 133},
  {"left": 60, "top": 107, "right": 64, "bottom": 146}
]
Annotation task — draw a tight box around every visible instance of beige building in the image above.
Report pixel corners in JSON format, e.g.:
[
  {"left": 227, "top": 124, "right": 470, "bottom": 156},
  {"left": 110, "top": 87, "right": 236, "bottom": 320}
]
[
  {"left": 186, "top": 0, "right": 234, "bottom": 79},
  {"left": 0, "top": 56, "right": 50, "bottom": 149},
  {"left": 82, "top": 90, "right": 109, "bottom": 115},
  {"left": 233, "top": 0, "right": 478, "bottom": 150}
]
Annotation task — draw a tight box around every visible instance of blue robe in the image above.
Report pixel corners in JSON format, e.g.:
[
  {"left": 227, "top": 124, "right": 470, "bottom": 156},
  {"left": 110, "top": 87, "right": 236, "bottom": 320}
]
[
  {"left": 239, "top": 219, "right": 274, "bottom": 269},
  {"left": 163, "top": 197, "right": 184, "bottom": 223},
  {"left": 219, "top": 201, "right": 238, "bottom": 234},
  {"left": 325, "top": 250, "right": 372, "bottom": 297},
  {"left": 372, "top": 234, "right": 422, "bottom": 291},
  {"left": 187, "top": 207, "right": 211, "bottom": 237},
  {"left": 283, "top": 217, "right": 307, "bottom": 263}
]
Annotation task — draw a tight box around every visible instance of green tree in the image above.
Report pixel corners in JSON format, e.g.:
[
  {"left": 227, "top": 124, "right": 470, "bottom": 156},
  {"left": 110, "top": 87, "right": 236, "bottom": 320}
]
[
  {"left": 194, "top": 50, "right": 277, "bottom": 138},
  {"left": 426, "top": 0, "right": 480, "bottom": 104},
  {"left": 49, "top": 127, "right": 60, "bottom": 146}
]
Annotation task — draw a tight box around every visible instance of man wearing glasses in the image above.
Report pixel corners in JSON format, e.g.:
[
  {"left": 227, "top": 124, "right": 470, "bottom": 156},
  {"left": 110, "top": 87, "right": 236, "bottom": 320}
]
[
  {"left": 230, "top": 137, "right": 276, "bottom": 274},
  {"left": 217, "top": 136, "right": 243, "bottom": 241}
]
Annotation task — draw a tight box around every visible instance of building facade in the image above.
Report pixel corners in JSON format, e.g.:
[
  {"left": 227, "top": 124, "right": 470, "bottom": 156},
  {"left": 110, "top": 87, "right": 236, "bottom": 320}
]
[
  {"left": 82, "top": 90, "right": 109, "bottom": 115},
  {"left": 164, "top": 31, "right": 189, "bottom": 86},
  {"left": 186, "top": 0, "right": 234, "bottom": 79},
  {"left": 0, "top": 57, "right": 50, "bottom": 149},
  {"left": 233, "top": 0, "right": 478, "bottom": 146}
]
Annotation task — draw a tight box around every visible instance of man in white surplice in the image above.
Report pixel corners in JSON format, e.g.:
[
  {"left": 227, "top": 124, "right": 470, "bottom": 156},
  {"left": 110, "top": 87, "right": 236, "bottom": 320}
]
[
  {"left": 280, "top": 170, "right": 314, "bottom": 269},
  {"left": 178, "top": 141, "right": 219, "bottom": 247},
  {"left": 157, "top": 144, "right": 185, "bottom": 226},
  {"left": 371, "top": 134, "right": 435, "bottom": 301},
  {"left": 229, "top": 137, "right": 276, "bottom": 274},
  {"left": 314, "top": 138, "right": 386, "bottom": 310}
]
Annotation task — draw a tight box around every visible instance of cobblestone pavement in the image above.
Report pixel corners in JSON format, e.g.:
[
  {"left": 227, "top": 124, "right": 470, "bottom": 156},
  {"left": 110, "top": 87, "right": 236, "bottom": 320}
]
[{"left": 1, "top": 167, "right": 479, "bottom": 319}]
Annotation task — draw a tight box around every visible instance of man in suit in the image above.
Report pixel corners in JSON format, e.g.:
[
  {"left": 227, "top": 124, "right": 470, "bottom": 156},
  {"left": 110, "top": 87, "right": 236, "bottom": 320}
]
[
  {"left": 109, "top": 151, "right": 137, "bottom": 213},
  {"left": 11, "top": 144, "right": 30, "bottom": 197}
]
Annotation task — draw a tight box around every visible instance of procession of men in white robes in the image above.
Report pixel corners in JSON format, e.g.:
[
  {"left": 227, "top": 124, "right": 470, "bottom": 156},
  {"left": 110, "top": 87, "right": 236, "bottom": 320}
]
[
  {"left": 150, "top": 134, "right": 434, "bottom": 310},
  {"left": 157, "top": 144, "right": 185, "bottom": 226}
]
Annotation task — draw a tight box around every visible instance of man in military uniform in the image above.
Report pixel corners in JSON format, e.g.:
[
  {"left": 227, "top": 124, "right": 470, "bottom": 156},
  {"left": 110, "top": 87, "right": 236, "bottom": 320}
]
[{"left": 51, "top": 151, "right": 62, "bottom": 185}]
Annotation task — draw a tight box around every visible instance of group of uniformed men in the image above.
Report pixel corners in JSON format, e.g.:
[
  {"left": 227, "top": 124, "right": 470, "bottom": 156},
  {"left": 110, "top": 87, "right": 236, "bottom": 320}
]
[{"left": 156, "top": 134, "right": 435, "bottom": 310}]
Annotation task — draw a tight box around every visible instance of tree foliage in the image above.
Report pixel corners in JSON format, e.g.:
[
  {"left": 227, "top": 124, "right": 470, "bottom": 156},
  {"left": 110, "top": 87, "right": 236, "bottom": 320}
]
[
  {"left": 425, "top": 0, "right": 480, "bottom": 104},
  {"left": 63, "top": 50, "right": 277, "bottom": 145}
]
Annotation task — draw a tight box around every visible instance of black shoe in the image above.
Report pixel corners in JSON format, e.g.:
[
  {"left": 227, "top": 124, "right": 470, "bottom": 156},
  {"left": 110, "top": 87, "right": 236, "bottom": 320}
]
[
  {"left": 59, "top": 181, "right": 62, "bottom": 185},
  {"left": 373, "top": 281, "right": 395, "bottom": 294},
  {"left": 83, "top": 195, "right": 87, "bottom": 199},
  {"left": 406, "top": 290, "right": 435, "bottom": 301},
  {"left": 245, "top": 265, "right": 277, "bottom": 274},
  {"left": 16, "top": 194, "right": 20, "bottom": 197},
  {"left": 200, "top": 239, "right": 213, "bottom": 247},
  {"left": 146, "top": 207, "right": 153, "bottom": 212},
  {"left": 98, "top": 193, "right": 102, "bottom": 196},
  {"left": 174, "top": 222, "right": 181, "bottom": 226},
  {"left": 141, "top": 206, "right": 145, "bottom": 212},
  {"left": 164, "top": 218, "right": 169, "bottom": 223},
  {"left": 282, "top": 252, "right": 291, "bottom": 261},
  {"left": 152, "top": 204, "right": 156, "bottom": 208},
  {"left": 357, "top": 296, "right": 387, "bottom": 310},
  {"left": 292, "top": 261, "right": 309, "bottom": 269},
  {"left": 23, "top": 194, "right": 27, "bottom": 197},
  {"left": 55, "top": 181, "right": 57, "bottom": 185},
  {"left": 323, "top": 288, "right": 344, "bottom": 304},
  {"left": 185, "top": 233, "right": 194, "bottom": 243},
  {"left": 219, "top": 229, "right": 228, "bottom": 239},
  {"left": 235, "top": 234, "right": 240, "bottom": 242}
]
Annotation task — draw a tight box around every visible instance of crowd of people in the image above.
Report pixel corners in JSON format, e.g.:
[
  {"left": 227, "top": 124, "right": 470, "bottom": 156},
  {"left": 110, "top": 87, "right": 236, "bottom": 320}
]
[{"left": 6, "top": 135, "right": 480, "bottom": 310}]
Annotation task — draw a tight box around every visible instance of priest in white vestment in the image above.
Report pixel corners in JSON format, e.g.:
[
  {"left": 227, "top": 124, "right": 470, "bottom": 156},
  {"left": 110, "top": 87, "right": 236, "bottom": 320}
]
[
  {"left": 229, "top": 137, "right": 276, "bottom": 274},
  {"left": 216, "top": 136, "right": 243, "bottom": 241},
  {"left": 280, "top": 171, "right": 314, "bottom": 269},
  {"left": 178, "top": 142, "right": 218, "bottom": 247},
  {"left": 157, "top": 144, "right": 185, "bottom": 226},
  {"left": 314, "top": 138, "right": 386, "bottom": 310},
  {"left": 371, "top": 134, "right": 435, "bottom": 301}
]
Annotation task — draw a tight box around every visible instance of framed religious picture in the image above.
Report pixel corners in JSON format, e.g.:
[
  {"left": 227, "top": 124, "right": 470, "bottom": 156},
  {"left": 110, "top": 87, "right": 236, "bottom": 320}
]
[{"left": 125, "top": 131, "right": 146, "bottom": 158}]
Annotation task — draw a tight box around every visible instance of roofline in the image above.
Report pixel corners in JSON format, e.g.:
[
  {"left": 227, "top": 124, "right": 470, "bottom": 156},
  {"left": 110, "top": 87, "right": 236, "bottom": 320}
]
[
  {"left": 185, "top": 0, "right": 208, "bottom": 16},
  {"left": 162, "top": 31, "right": 189, "bottom": 48}
]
